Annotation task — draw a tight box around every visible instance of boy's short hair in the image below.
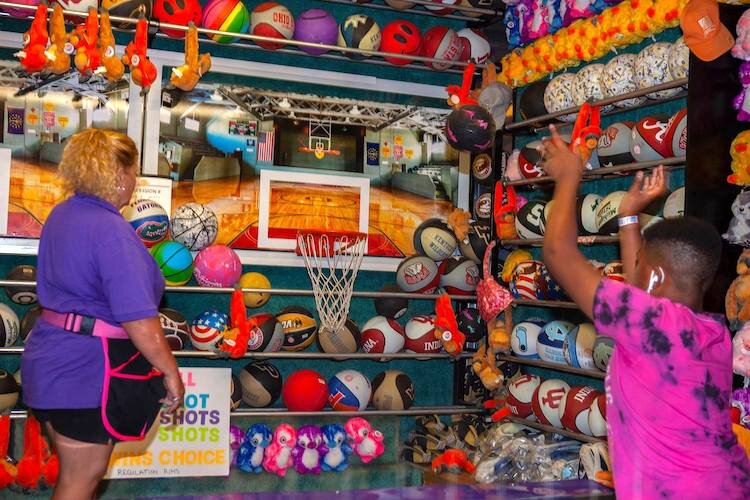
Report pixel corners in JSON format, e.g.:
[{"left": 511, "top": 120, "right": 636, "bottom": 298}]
[{"left": 643, "top": 216, "right": 722, "bottom": 292}]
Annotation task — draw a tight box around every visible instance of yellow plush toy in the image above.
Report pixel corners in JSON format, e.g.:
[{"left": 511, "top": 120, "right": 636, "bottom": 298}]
[
  {"left": 648, "top": 0, "right": 684, "bottom": 29},
  {"left": 44, "top": 4, "right": 70, "bottom": 75},
  {"left": 99, "top": 10, "right": 125, "bottom": 82},
  {"left": 728, "top": 130, "right": 750, "bottom": 186},
  {"left": 725, "top": 250, "right": 750, "bottom": 330}
]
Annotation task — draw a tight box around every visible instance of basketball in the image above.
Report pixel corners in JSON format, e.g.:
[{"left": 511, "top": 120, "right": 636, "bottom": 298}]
[
  {"left": 385, "top": 0, "right": 414, "bottom": 8},
  {"left": 276, "top": 306, "right": 318, "bottom": 351},
  {"left": 193, "top": 244, "right": 242, "bottom": 287},
  {"left": 380, "top": 20, "right": 422, "bottom": 66},
  {"left": 426, "top": 0, "right": 457, "bottom": 15},
  {"left": 150, "top": 241, "right": 194, "bottom": 286},
  {"left": 588, "top": 394, "right": 607, "bottom": 437},
  {"left": 239, "top": 361, "right": 282, "bottom": 408},
  {"left": 630, "top": 116, "right": 671, "bottom": 162},
  {"left": 506, "top": 374, "right": 541, "bottom": 419},
  {"left": 456, "top": 28, "right": 490, "bottom": 64},
  {"left": 338, "top": 14, "right": 381, "bottom": 59},
  {"left": 510, "top": 321, "right": 543, "bottom": 359},
  {"left": 413, "top": 218, "right": 458, "bottom": 261},
  {"left": 595, "top": 191, "right": 627, "bottom": 235},
  {"left": 578, "top": 193, "right": 603, "bottom": 235},
  {"left": 247, "top": 313, "right": 284, "bottom": 353},
  {"left": 371, "top": 370, "right": 415, "bottom": 410},
  {"left": 519, "top": 80, "right": 549, "bottom": 124},
  {"left": 0, "top": 303, "right": 20, "bottom": 347},
  {"left": 665, "top": 108, "right": 687, "bottom": 157},
  {"left": 294, "top": 8, "right": 338, "bottom": 55},
  {"left": 121, "top": 199, "right": 169, "bottom": 248},
  {"left": 510, "top": 260, "right": 544, "bottom": 300},
  {"left": 420, "top": 26, "right": 463, "bottom": 70},
  {"left": 5, "top": 264, "right": 37, "bottom": 304},
  {"left": 597, "top": 122, "right": 634, "bottom": 167},
  {"left": 458, "top": 221, "right": 490, "bottom": 264},
  {"left": 159, "top": 307, "right": 191, "bottom": 350},
  {"left": 439, "top": 256, "right": 480, "bottom": 295},
  {"left": 238, "top": 272, "right": 271, "bottom": 308},
  {"left": 563, "top": 323, "right": 597, "bottom": 369},
  {"left": 515, "top": 200, "right": 547, "bottom": 239},
  {"left": 538, "top": 320, "right": 575, "bottom": 365},
  {"left": 501, "top": 249, "right": 533, "bottom": 283},
  {"left": 593, "top": 336, "right": 615, "bottom": 371},
  {"left": 558, "top": 385, "right": 601, "bottom": 435},
  {"left": 201, "top": 0, "right": 250, "bottom": 43},
  {"left": 635, "top": 42, "right": 680, "bottom": 99},
  {"left": 20, "top": 305, "right": 41, "bottom": 342},
  {"left": 445, "top": 104, "right": 495, "bottom": 153},
  {"left": 152, "top": 0, "right": 202, "bottom": 38},
  {"left": 519, "top": 140, "right": 544, "bottom": 179},
  {"left": 375, "top": 283, "right": 408, "bottom": 319},
  {"left": 531, "top": 379, "right": 570, "bottom": 427},
  {"left": 0, "top": 370, "right": 19, "bottom": 413},
  {"left": 230, "top": 373, "right": 242, "bottom": 409},
  {"left": 457, "top": 307, "right": 485, "bottom": 343},
  {"left": 601, "top": 54, "right": 646, "bottom": 108},
  {"left": 2, "top": 0, "right": 39, "bottom": 17},
  {"left": 250, "top": 2, "right": 295, "bottom": 50},
  {"left": 170, "top": 203, "right": 219, "bottom": 252},
  {"left": 404, "top": 315, "right": 441, "bottom": 353},
  {"left": 102, "top": 0, "right": 152, "bottom": 29},
  {"left": 282, "top": 369, "right": 328, "bottom": 411},
  {"left": 396, "top": 255, "right": 440, "bottom": 294},
  {"left": 317, "top": 318, "right": 361, "bottom": 354},
  {"left": 190, "top": 309, "right": 229, "bottom": 352},
  {"left": 471, "top": 154, "right": 493, "bottom": 185},
  {"left": 361, "top": 316, "right": 405, "bottom": 354},
  {"left": 664, "top": 187, "right": 685, "bottom": 218},
  {"left": 328, "top": 369, "right": 372, "bottom": 411}
]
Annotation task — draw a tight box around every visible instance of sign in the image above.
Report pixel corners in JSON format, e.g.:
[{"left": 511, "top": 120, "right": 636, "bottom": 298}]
[
  {"left": 131, "top": 176, "right": 174, "bottom": 216},
  {"left": 106, "top": 367, "right": 231, "bottom": 479}
]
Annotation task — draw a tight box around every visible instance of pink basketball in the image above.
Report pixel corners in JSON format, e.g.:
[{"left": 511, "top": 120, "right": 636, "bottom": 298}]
[
  {"left": 2, "top": 0, "right": 39, "bottom": 17},
  {"left": 193, "top": 244, "right": 242, "bottom": 287}
]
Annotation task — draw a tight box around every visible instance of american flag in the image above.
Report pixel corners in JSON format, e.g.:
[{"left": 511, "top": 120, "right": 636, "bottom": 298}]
[{"left": 257, "top": 130, "right": 275, "bottom": 163}]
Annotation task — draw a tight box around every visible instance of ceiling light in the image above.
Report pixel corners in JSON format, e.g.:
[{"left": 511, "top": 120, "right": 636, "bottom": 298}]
[
  {"left": 350, "top": 105, "right": 361, "bottom": 116},
  {"left": 279, "top": 98, "right": 291, "bottom": 109}
]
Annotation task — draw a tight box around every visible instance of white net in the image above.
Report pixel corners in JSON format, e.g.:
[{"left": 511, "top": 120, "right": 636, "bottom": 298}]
[{"left": 297, "top": 232, "right": 367, "bottom": 337}]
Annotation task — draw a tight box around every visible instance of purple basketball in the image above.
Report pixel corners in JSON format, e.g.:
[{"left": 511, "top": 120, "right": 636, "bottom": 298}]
[
  {"left": 294, "top": 8, "right": 338, "bottom": 55},
  {"left": 445, "top": 104, "right": 496, "bottom": 153}
]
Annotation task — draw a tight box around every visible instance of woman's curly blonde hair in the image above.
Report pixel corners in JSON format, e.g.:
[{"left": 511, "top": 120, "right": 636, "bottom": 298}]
[{"left": 57, "top": 128, "right": 139, "bottom": 203}]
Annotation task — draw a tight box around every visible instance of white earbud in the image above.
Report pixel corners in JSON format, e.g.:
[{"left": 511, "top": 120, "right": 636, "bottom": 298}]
[{"left": 646, "top": 266, "right": 665, "bottom": 294}]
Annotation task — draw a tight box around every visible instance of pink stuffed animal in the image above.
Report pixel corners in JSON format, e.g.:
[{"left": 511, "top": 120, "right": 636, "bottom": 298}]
[
  {"left": 733, "top": 10, "right": 750, "bottom": 61},
  {"left": 344, "top": 418, "right": 384, "bottom": 464},
  {"left": 733, "top": 61, "right": 750, "bottom": 122},
  {"left": 733, "top": 323, "right": 750, "bottom": 378},
  {"left": 262, "top": 424, "right": 296, "bottom": 476}
]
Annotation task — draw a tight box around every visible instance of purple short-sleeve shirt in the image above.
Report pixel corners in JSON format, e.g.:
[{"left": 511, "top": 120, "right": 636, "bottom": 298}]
[{"left": 21, "top": 193, "right": 165, "bottom": 409}]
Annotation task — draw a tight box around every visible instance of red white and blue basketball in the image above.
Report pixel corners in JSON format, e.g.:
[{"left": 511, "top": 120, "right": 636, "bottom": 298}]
[
  {"left": 337, "top": 14, "right": 381, "bottom": 58},
  {"left": 121, "top": 199, "right": 170, "bottom": 248},
  {"left": 439, "top": 256, "right": 480, "bottom": 295},
  {"left": 251, "top": 2, "right": 295, "bottom": 50},
  {"left": 532, "top": 379, "right": 570, "bottom": 427},
  {"left": 559, "top": 385, "right": 602, "bottom": 435},
  {"left": 563, "top": 323, "right": 597, "bottom": 369},
  {"left": 190, "top": 309, "right": 229, "bottom": 352},
  {"left": 510, "top": 260, "right": 544, "bottom": 300},
  {"left": 328, "top": 369, "right": 372, "bottom": 411},
  {"left": 538, "top": 320, "right": 575, "bottom": 365},
  {"left": 588, "top": 394, "right": 607, "bottom": 437},
  {"left": 413, "top": 218, "right": 458, "bottom": 261},
  {"left": 193, "top": 244, "right": 242, "bottom": 287},
  {"left": 420, "top": 26, "right": 463, "bottom": 70},
  {"left": 201, "top": 0, "right": 250, "bottom": 43},
  {"left": 506, "top": 374, "right": 541, "bottom": 419},
  {"left": 536, "top": 266, "right": 567, "bottom": 301},
  {"left": 159, "top": 307, "right": 191, "bottom": 350},
  {"left": 170, "top": 202, "right": 219, "bottom": 251},
  {"left": 150, "top": 241, "right": 194, "bottom": 286},
  {"left": 510, "top": 321, "right": 543, "bottom": 359},
  {"left": 445, "top": 104, "right": 495, "bottom": 153},
  {"left": 380, "top": 20, "right": 422, "bottom": 66},
  {"left": 404, "top": 315, "right": 441, "bottom": 353},
  {"left": 0, "top": 304, "right": 20, "bottom": 347},
  {"left": 247, "top": 313, "right": 284, "bottom": 353},
  {"left": 396, "top": 255, "right": 440, "bottom": 294},
  {"left": 5, "top": 265, "right": 37, "bottom": 305},
  {"left": 361, "top": 315, "right": 405, "bottom": 354},
  {"left": 294, "top": 8, "right": 338, "bottom": 55},
  {"left": 371, "top": 370, "right": 415, "bottom": 410}
]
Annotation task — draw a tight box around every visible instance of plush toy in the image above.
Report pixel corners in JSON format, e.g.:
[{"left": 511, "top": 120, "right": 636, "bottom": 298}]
[
  {"left": 15, "top": 415, "right": 59, "bottom": 492},
  {"left": 292, "top": 425, "right": 327, "bottom": 475},
  {"left": 431, "top": 448, "right": 476, "bottom": 474},
  {"left": 526, "top": 0, "right": 552, "bottom": 40},
  {"left": 446, "top": 62, "right": 478, "bottom": 109},
  {"left": 123, "top": 15, "right": 158, "bottom": 95},
  {"left": 321, "top": 424, "right": 353, "bottom": 472},
  {"left": 489, "top": 309, "right": 513, "bottom": 352},
  {"left": 229, "top": 424, "right": 244, "bottom": 466},
  {"left": 99, "top": 10, "right": 124, "bottom": 82},
  {"left": 723, "top": 191, "right": 750, "bottom": 247},
  {"left": 728, "top": 130, "right": 750, "bottom": 186},
  {"left": 733, "top": 324, "right": 750, "bottom": 377},
  {"left": 15, "top": 3, "right": 48, "bottom": 74},
  {"left": 569, "top": 103, "right": 602, "bottom": 163},
  {"left": 70, "top": 8, "right": 101, "bottom": 78},
  {"left": 218, "top": 287, "right": 252, "bottom": 358},
  {"left": 475, "top": 241, "right": 514, "bottom": 353},
  {"left": 236, "top": 424, "right": 272, "bottom": 473},
  {"left": 733, "top": 62, "right": 750, "bottom": 122},
  {"left": 344, "top": 418, "right": 384, "bottom": 464},
  {"left": 726, "top": 250, "right": 750, "bottom": 330},
  {"left": 44, "top": 3, "right": 70, "bottom": 75},
  {"left": 494, "top": 182, "right": 518, "bottom": 240},
  {"left": 434, "top": 293, "right": 466, "bottom": 356},
  {"left": 471, "top": 341, "right": 504, "bottom": 391},
  {"left": 170, "top": 22, "right": 211, "bottom": 92},
  {"left": 262, "top": 424, "right": 296, "bottom": 476},
  {"left": 447, "top": 208, "right": 471, "bottom": 243},
  {"left": 0, "top": 415, "right": 15, "bottom": 489},
  {"left": 473, "top": 64, "right": 513, "bottom": 130},
  {"left": 647, "top": 0, "right": 682, "bottom": 28},
  {"left": 732, "top": 9, "right": 750, "bottom": 60},
  {"left": 732, "top": 387, "right": 750, "bottom": 426}
]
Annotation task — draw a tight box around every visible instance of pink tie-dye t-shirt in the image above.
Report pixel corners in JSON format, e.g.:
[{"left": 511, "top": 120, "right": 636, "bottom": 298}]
[{"left": 593, "top": 279, "right": 750, "bottom": 498}]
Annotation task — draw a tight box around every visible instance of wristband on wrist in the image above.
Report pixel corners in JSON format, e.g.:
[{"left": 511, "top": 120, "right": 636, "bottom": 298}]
[{"left": 617, "top": 215, "right": 640, "bottom": 228}]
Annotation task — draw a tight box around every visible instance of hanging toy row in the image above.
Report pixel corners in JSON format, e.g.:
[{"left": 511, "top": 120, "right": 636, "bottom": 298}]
[
  {"left": 0, "top": 414, "right": 59, "bottom": 493},
  {"left": 229, "top": 418, "right": 385, "bottom": 476}
]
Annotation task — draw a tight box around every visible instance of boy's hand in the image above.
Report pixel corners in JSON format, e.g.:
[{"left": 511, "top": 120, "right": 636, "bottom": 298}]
[
  {"left": 540, "top": 125, "right": 584, "bottom": 183},
  {"left": 619, "top": 166, "right": 667, "bottom": 217}
]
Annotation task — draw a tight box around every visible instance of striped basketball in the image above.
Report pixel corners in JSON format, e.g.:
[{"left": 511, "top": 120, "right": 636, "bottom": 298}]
[
  {"left": 510, "top": 260, "right": 544, "bottom": 300},
  {"left": 121, "top": 199, "right": 170, "bottom": 248},
  {"left": 338, "top": 14, "right": 381, "bottom": 59},
  {"left": 202, "top": 0, "right": 250, "bottom": 43},
  {"left": 170, "top": 203, "right": 219, "bottom": 252},
  {"left": 150, "top": 241, "right": 194, "bottom": 286},
  {"left": 251, "top": 2, "right": 295, "bottom": 50},
  {"left": 190, "top": 309, "right": 229, "bottom": 351}
]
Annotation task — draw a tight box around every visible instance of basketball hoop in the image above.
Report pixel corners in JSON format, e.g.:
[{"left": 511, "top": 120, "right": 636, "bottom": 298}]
[{"left": 297, "top": 231, "right": 367, "bottom": 340}]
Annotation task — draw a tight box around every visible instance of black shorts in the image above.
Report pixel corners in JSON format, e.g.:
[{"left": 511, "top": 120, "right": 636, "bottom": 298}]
[{"left": 34, "top": 408, "right": 116, "bottom": 445}]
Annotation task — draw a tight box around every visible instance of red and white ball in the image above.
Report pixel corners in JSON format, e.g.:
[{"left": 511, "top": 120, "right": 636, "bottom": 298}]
[
  {"left": 558, "top": 385, "right": 602, "bottom": 435},
  {"left": 396, "top": 255, "right": 440, "bottom": 294},
  {"left": 665, "top": 108, "right": 687, "bottom": 157},
  {"left": 361, "top": 316, "right": 405, "bottom": 354},
  {"left": 531, "top": 379, "right": 570, "bottom": 428},
  {"left": 506, "top": 374, "right": 541, "bottom": 419},
  {"left": 630, "top": 116, "right": 671, "bottom": 162},
  {"left": 404, "top": 315, "right": 441, "bottom": 354},
  {"left": 420, "top": 26, "right": 464, "bottom": 70},
  {"left": 588, "top": 394, "right": 607, "bottom": 437},
  {"left": 250, "top": 2, "right": 295, "bottom": 50},
  {"left": 439, "top": 256, "right": 480, "bottom": 295},
  {"left": 456, "top": 28, "right": 490, "bottom": 64}
]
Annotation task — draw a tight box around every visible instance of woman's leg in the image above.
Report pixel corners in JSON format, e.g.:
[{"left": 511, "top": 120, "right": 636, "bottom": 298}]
[{"left": 49, "top": 429, "right": 113, "bottom": 500}]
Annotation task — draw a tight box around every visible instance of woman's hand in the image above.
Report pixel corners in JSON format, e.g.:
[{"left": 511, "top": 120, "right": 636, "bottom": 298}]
[
  {"left": 619, "top": 166, "right": 667, "bottom": 217},
  {"left": 540, "top": 125, "right": 584, "bottom": 183},
  {"left": 161, "top": 372, "right": 185, "bottom": 415}
]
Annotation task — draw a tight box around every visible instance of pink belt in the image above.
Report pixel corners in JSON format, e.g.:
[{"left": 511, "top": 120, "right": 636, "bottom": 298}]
[{"left": 40, "top": 309, "right": 130, "bottom": 340}]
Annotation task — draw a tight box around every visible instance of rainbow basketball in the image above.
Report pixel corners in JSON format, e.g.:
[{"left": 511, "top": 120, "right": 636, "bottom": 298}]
[
  {"left": 121, "top": 199, "right": 170, "bottom": 248},
  {"left": 150, "top": 241, "right": 194, "bottom": 286},
  {"left": 190, "top": 309, "right": 229, "bottom": 351},
  {"left": 328, "top": 369, "right": 372, "bottom": 411},
  {"left": 338, "top": 14, "right": 382, "bottom": 59},
  {"left": 201, "top": 0, "right": 250, "bottom": 44},
  {"left": 251, "top": 2, "right": 295, "bottom": 50},
  {"left": 294, "top": 8, "right": 338, "bottom": 55},
  {"left": 170, "top": 203, "right": 219, "bottom": 252},
  {"left": 193, "top": 244, "right": 242, "bottom": 287}
]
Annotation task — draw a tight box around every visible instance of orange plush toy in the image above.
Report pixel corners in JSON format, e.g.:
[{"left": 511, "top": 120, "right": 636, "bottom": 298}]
[
  {"left": 99, "top": 10, "right": 124, "bottom": 81},
  {"left": 446, "top": 62, "right": 477, "bottom": 108},
  {"left": 15, "top": 3, "right": 49, "bottom": 74},
  {"left": 434, "top": 293, "right": 466, "bottom": 356},
  {"left": 170, "top": 22, "right": 211, "bottom": 92},
  {"left": 0, "top": 415, "right": 16, "bottom": 489},
  {"left": 123, "top": 15, "right": 157, "bottom": 95},
  {"left": 218, "top": 286, "right": 252, "bottom": 359},
  {"left": 70, "top": 8, "right": 101, "bottom": 78},
  {"left": 45, "top": 3, "right": 70, "bottom": 75},
  {"left": 15, "top": 415, "right": 59, "bottom": 492}
]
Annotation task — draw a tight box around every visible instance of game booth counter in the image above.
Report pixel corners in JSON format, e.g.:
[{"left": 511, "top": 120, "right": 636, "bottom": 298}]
[{"left": 0, "top": 0, "right": 748, "bottom": 498}]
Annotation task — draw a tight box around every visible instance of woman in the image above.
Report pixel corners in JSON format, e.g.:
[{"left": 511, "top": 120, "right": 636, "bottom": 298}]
[{"left": 21, "top": 129, "right": 184, "bottom": 499}]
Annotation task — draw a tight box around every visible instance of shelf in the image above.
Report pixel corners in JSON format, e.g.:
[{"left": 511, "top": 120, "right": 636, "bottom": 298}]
[
  {"left": 507, "top": 416, "right": 606, "bottom": 444},
  {"left": 497, "top": 355, "right": 605, "bottom": 380},
  {"left": 8, "top": 405, "right": 482, "bottom": 420},
  {"left": 319, "top": 0, "right": 502, "bottom": 21},
  {"left": 503, "top": 78, "right": 688, "bottom": 132},
  {"left": 500, "top": 235, "right": 619, "bottom": 247},
  {"left": 512, "top": 299, "right": 579, "bottom": 309},
  {"left": 504, "top": 157, "right": 686, "bottom": 187}
]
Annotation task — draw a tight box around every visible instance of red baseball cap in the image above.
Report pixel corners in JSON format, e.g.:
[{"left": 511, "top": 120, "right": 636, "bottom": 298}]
[{"left": 680, "top": 0, "right": 734, "bottom": 61}]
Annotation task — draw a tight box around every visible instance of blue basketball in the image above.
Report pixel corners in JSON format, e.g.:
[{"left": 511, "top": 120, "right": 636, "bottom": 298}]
[
  {"left": 327, "top": 369, "right": 371, "bottom": 411},
  {"left": 537, "top": 320, "right": 575, "bottom": 365},
  {"left": 121, "top": 199, "right": 170, "bottom": 248}
]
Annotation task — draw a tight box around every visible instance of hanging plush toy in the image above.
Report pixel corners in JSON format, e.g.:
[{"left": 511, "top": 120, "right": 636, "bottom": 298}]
[
  {"left": 726, "top": 250, "right": 750, "bottom": 330},
  {"left": 728, "top": 130, "right": 750, "bottom": 186},
  {"left": 733, "top": 62, "right": 750, "bottom": 122},
  {"left": 44, "top": 3, "right": 70, "bottom": 75},
  {"left": 446, "top": 62, "right": 478, "bottom": 108},
  {"left": 218, "top": 286, "right": 251, "bottom": 358},
  {"left": 292, "top": 425, "right": 327, "bottom": 475},
  {"left": 70, "top": 8, "right": 102, "bottom": 78},
  {"left": 569, "top": 103, "right": 601, "bottom": 163},
  {"left": 170, "top": 22, "right": 211, "bottom": 92},
  {"left": 236, "top": 424, "right": 272, "bottom": 473},
  {"left": 15, "top": 415, "right": 59, "bottom": 492},
  {"left": 321, "top": 424, "right": 353, "bottom": 472},
  {"left": 344, "top": 418, "right": 384, "bottom": 464},
  {"left": 471, "top": 340, "right": 504, "bottom": 391},
  {"left": 15, "top": 3, "right": 49, "bottom": 74},
  {"left": 99, "top": 9, "right": 124, "bottom": 82},
  {"left": 123, "top": 15, "right": 158, "bottom": 95},
  {"left": 723, "top": 191, "right": 750, "bottom": 247},
  {"left": 447, "top": 208, "right": 471, "bottom": 243},
  {"left": 434, "top": 293, "right": 466, "bottom": 355},
  {"left": 494, "top": 182, "right": 518, "bottom": 240},
  {"left": 0, "top": 415, "right": 15, "bottom": 489},
  {"left": 475, "top": 241, "right": 514, "bottom": 352},
  {"left": 733, "top": 9, "right": 750, "bottom": 60},
  {"left": 262, "top": 424, "right": 296, "bottom": 476},
  {"left": 733, "top": 323, "right": 750, "bottom": 377}
]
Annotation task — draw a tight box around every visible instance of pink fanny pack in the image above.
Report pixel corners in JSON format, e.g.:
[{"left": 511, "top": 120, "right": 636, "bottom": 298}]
[{"left": 40, "top": 309, "right": 130, "bottom": 340}]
